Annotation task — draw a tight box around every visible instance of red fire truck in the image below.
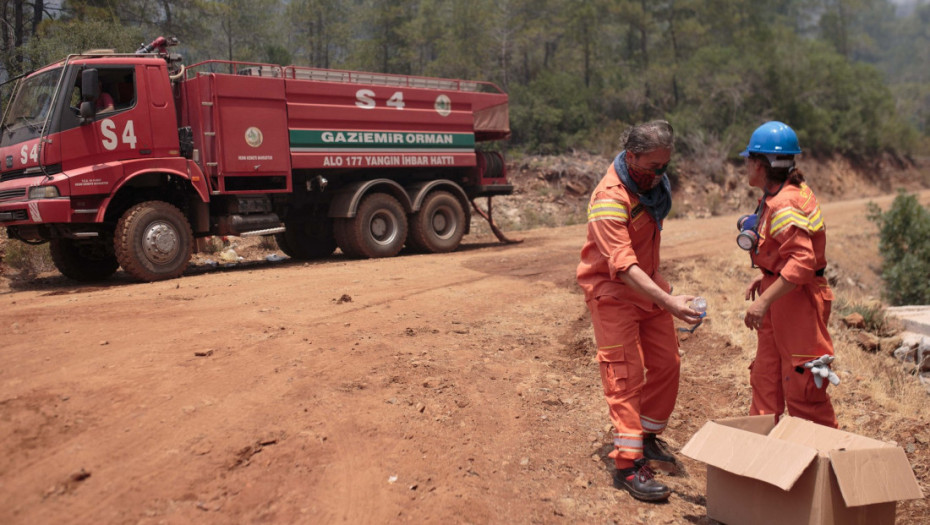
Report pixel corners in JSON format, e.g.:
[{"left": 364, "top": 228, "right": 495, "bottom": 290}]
[{"left": 0, "top": 37, "right": 512, "bottom": 282}]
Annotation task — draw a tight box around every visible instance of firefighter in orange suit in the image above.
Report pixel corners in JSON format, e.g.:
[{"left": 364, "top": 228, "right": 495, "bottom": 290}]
[
  {"left": 739, "top": 121, "right": 838, "bottom": 429},
  {"left": 577, "top": 120, "right": 703, "bottom": 502}
]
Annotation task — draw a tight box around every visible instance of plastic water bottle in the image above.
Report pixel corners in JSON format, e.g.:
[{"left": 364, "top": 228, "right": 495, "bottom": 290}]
[
  {"left": 678, "top": 296, "right": 707, "bottom": 334},
  {"left": 692, "top": 297, "right": 707, "bottom": 318}
]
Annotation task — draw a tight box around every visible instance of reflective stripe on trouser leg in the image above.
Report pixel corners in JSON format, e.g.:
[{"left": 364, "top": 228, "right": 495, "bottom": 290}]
[
  {"left": 613, "top": 433, "right": 644, "bottom": 455},
  {"left": 641, "top": 415, "right": 668, "bottom": 434}
]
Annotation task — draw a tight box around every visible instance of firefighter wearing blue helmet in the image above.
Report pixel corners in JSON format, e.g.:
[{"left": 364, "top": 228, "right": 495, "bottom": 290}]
[{"left": 738, "top": 121, "right": 839, "bottom": 429}]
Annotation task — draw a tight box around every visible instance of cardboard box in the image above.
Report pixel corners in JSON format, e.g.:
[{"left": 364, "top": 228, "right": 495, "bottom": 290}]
[{"left": 681, "top": 415, "right": 924, "bottom": 525}]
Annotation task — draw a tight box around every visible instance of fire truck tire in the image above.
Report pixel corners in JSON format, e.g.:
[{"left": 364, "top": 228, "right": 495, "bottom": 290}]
[
  {"left": 50, "top": 238, "right": 119, "bottom": 282},
  {"left": 115, "top": 201, "right": 193, "bottom": 282},
  {"left": 407, "top": 191, "right": 465, "bottom": 253},
  {"left": 334, "top": 193, "right": 407, "bottom": 258},
  {"left": 275, "top": 220, "right": 337, "bottom": 260}
]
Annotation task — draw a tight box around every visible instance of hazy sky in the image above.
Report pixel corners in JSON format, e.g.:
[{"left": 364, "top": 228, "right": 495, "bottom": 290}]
[{"left": 891, "top": 0, "right": 923, "bottom": 16}]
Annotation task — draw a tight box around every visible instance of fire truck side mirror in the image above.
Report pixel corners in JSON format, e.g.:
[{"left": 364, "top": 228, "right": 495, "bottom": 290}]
[
  {"left": 81, "top": 69, "right": 99, "bottom": 102},
  {"left": 79, "top": 69, "right": 99, "bottom": 122}
]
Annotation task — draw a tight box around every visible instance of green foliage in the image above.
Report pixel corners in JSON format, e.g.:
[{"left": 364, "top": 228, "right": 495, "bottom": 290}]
[
  {"left": 664, "top": 28, "right": 917, "bottom": 158},
  {"left": 285, "top": 0, "right": 350, "bottom": 68},
  {"left": 509, "top": 71, "right": 598, "bottom": 154},
  {"left": 346, "top": 0, "right": 417, "bottom": 73},
  {"left": 867, "top": 190, "right": 930, "bottom": 305},
  {"left": 417, "top": 1, "right": 492, "bottom": 80},
  {"left": 264, "top": 45, "right": 292, "bottom": 66},
  {"left": 21, "top": 19, "right": 143, "bottom": 71},
  {"left": 209, "top": 0, "right": 284, "bottom": 63},
  {"left": 765, "top": 38, "right": 918, "bottom": 156},
  {"left": 892, "top": 82, "right": 930, "bottom": 136}
]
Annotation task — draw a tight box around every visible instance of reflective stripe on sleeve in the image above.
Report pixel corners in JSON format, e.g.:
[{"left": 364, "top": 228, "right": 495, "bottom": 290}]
[
  {"left": 587, "top": 199, "right": 629, "bottom": 224},
  {"left": 769, "top": 207, "right": 810, "bottom": 237},
  {"left": 808, "top": 206, "right": 824, "bottom": 232}
]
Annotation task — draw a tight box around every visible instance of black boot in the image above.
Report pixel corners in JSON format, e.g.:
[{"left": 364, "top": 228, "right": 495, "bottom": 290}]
[
  {"left": 643, "top": 433, "right": 678, "bottom": 474},
  {"left": 613, "top": 459, "right": 671, "bottom": 502}
]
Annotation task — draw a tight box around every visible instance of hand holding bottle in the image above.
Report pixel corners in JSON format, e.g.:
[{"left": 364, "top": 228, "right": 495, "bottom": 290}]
[{"left": 678, "top": 296, "right": 707, "bottom": 333}]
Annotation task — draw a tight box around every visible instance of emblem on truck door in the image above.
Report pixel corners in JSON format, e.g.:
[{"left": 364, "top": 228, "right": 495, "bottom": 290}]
[
  {"left": 245, "top": 127, "right": 264, "bottom": 147},
  {"left": 434, "top": 95, "right": 451, "bottom": 117}
]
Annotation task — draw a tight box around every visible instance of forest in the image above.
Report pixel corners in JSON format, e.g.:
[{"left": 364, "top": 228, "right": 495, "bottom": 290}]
[{"left": 2, "top": 0, "right": 929, "bottom": 164}]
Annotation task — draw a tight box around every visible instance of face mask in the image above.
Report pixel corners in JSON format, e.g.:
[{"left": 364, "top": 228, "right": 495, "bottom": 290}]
[
  {"left": 736, "top": 213, "right": 759, "bottom": 251},
  {"left": 628, "top": 162, "right": 667, "bottom": 189}
]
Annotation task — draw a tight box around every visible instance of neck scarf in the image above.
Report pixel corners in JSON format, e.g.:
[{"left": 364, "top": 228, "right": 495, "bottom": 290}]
[{"left": 614, "top": 151, "right": 672, "bottom": 228}]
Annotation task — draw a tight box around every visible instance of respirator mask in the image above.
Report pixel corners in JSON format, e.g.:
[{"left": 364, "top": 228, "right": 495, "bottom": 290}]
[{"left": 736, "top": 213, "right": 760, "bottom": 251}]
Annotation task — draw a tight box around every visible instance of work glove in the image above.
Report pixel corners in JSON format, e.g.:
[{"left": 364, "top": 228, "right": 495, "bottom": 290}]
[{"left": 803, "top": 354, "right": 840, "bottom": 389}]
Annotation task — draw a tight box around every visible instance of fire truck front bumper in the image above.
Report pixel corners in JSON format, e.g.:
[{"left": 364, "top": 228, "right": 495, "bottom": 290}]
[{"left": 0, "top": 197, "right": 73, "bottom": 225}]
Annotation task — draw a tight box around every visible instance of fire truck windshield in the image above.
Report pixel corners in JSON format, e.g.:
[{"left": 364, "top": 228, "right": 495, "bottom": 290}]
[{"left": 1, "top": 67, "right": 62, "bottom": 146}]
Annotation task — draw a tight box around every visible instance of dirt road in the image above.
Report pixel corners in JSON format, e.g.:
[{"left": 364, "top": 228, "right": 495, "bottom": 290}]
[{"left": 2, "top": 191, "right": 928, "bottom": 524}]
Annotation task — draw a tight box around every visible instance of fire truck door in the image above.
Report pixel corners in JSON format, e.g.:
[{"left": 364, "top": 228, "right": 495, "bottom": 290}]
[{"left": 59, "top": 65, "right": 156, "bottom": 197}]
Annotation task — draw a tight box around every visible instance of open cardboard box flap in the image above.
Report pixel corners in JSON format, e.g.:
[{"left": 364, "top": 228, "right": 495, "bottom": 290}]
[
  {"left": 681, "top": 418, "right": 818, "bottom": 491},
  {"left": 770, "top": 415, "right": 892, "bottom": 451},
  {"left": 829, "top": 447, "right": 924, "bottom": 506},
  {"left": 683, "top": 415, "right": 924, "bottom": 505}
]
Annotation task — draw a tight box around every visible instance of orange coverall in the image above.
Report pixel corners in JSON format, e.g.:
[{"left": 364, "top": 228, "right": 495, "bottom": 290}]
[
  {"left": 577, "top": 163, "right": 680, "bottom": 470},
  {"left": 749, "top": 182, "right": 837, "bottom": 428}
]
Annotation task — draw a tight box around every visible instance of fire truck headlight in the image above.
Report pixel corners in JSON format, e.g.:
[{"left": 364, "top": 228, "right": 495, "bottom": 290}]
[{"left": 28, "top": 186, "right": 61, "bottom": 199}]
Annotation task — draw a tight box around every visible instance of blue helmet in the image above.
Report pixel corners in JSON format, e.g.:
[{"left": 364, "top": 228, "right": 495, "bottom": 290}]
[{"left": 739, "top": 121, "right": 802, "bottom": 157}]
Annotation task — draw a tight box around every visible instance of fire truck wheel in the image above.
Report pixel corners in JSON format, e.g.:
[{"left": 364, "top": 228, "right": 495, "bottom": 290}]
[
  {"left": 334, "top": 193, "right": 407, "bottom": 258},
  {"left": 275, "top": 219, "right": 337, "bottom": 260},
  {"left": 407, "top": 191, "right": 465, "bottom": 253},
  {"left": 49, "top": 238, "right": 119, "bottom": 282},
  {"left": 115, "top": 201, "right": 193, "bottom": 282}
]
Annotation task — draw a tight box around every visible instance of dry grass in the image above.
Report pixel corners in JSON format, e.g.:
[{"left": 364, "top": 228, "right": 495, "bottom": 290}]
[
  {"left": 0, "top": 231, "right": 56, "bottom": 278},
  {"left": 671, "top": 251, "right": 758, "bottom": 376},
  {"left": 258, "top": 235, "right": 278, "bottom": 251},
  {"left": 833, "top": 334, "right": 928, "bottom": 420},
  {"left": 199, "top": 236, "right": 227, "bottom": 254}
]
